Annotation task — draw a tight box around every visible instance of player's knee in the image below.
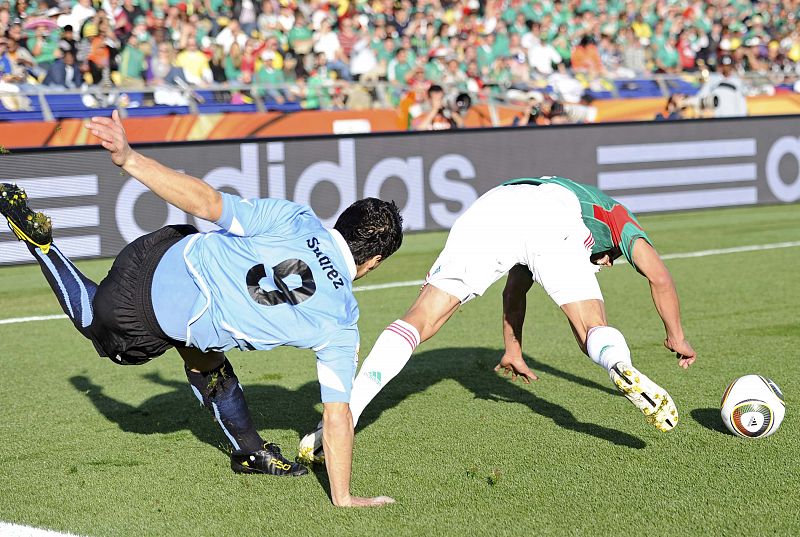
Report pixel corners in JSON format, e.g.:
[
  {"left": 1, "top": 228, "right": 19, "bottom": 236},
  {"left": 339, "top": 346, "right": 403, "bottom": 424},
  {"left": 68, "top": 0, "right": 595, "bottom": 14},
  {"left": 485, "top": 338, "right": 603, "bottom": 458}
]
[
  {"left": 404, "top": 288, "right": 459, "bottom": 342},
  {"left": 322, "top": 403, "right": 352, "bottom": 427}
]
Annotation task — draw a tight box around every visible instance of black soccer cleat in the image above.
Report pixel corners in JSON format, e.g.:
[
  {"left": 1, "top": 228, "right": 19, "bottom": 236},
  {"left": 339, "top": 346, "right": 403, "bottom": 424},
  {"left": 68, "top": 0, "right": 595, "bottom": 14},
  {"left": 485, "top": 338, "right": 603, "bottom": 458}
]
[
  {"left": 231, "top": 442, "right": 308, "bottom": 476},
  {"left": 0, "top": 183, "right": 52, "bottom": 253}
]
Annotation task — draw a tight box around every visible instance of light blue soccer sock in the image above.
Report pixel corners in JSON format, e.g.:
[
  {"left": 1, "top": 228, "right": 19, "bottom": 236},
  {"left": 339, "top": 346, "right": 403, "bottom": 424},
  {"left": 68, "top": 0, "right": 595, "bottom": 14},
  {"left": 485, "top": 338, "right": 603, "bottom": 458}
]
[{"left": 27, "top": 243, "right": 97, "bottom": 337}]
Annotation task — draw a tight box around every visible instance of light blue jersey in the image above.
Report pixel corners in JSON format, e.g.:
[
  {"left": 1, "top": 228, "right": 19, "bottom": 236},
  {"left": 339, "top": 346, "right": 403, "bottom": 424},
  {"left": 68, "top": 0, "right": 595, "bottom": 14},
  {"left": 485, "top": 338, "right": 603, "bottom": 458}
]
[{"left": 151, "top": 193, "right": 360, "bottom": 403}]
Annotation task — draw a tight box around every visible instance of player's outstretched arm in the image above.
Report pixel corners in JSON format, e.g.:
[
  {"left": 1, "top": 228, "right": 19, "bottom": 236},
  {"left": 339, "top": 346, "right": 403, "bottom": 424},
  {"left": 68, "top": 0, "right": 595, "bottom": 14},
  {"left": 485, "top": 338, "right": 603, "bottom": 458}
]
[
  {"left": 495, "top": 265, "right": 539, "bottom": 383},
  {"left": 86, "top": 110, "right": 223, "bottom": 222},
  {"left": 630, "top": 239, "right": 697, "bottom": 368},
  {"left": 322, "top": 402, "right": 395, "bottom": 508}
]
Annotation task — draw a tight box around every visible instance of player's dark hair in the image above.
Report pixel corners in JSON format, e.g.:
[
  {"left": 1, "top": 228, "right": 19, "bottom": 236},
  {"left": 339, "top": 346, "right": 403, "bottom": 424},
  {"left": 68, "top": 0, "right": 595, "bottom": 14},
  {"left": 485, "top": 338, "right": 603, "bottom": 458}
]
[{"left": 334, "top": 198, "right": 404, "bottom": 265}]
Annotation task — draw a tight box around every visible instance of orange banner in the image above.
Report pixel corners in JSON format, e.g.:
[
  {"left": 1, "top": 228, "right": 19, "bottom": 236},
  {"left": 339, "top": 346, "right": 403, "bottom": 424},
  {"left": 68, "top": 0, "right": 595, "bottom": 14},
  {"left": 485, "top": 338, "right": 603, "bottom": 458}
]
[
  {"left": 593, "top": 94, "right": 800, "bottom": 122},
  {"left": 0, "top": 95, "right": 798, "bottom": 149},
  {"left": 0, "top": 109, "right": 401, "bottom": 149}
]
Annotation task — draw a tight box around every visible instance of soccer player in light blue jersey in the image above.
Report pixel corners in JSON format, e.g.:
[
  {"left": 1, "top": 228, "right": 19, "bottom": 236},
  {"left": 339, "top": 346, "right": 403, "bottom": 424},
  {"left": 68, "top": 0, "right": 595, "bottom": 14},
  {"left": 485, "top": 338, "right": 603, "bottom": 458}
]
[{"left": 0, "top": 111, "right": 403, "bottom": 508}]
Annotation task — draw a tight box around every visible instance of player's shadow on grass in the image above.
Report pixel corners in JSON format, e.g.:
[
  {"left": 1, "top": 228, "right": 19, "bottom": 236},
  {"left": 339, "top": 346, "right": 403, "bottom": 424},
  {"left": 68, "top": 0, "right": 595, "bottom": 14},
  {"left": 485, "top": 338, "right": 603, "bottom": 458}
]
[
  {"left": 523, "top": 354, "right": 617, "bottom": 397},
  {"left": 70, "top": 347, "right": 643, "bottom": 503},
  {"left": 70, "top": 346, "right": 642, "bottom": 456},
  {"left": 689, "top": 407, "right": 730, "bottom": 435},
  {"left": 69, "top": 373, "right": 325, "bottom": 456},
  {"left": 358, "top": 347, "right": 645, "bottom": 450}
]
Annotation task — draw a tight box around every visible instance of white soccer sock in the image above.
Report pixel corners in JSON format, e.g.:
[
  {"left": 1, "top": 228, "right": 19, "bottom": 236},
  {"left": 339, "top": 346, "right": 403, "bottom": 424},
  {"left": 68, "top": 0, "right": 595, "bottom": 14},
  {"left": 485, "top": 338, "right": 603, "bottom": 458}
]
[
  {"left": 349, "top": 319, "right": 420, "bottom": 426},
  {"left": 585, "top": 326, "right": 632, "bottom": 371}
]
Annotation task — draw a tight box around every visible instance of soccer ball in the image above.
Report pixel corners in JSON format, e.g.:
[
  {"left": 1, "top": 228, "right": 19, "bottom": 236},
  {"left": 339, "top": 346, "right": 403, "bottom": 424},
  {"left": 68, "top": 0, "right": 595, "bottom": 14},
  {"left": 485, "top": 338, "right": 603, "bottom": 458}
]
[{"left": 720, "top": 375, "right": 785, "bottom": 438}]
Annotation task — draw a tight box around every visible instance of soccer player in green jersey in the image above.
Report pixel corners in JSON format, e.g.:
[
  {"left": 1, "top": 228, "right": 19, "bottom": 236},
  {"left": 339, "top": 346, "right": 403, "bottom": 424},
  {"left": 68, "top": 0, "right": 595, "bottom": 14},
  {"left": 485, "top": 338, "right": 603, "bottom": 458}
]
[{"left": 299, "top": 176, "right": 696, "bottom": 462}]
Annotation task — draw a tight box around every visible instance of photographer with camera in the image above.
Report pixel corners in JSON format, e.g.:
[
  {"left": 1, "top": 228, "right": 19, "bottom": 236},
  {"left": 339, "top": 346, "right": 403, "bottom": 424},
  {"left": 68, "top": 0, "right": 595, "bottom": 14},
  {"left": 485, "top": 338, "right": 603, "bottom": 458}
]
[
  {"left": 414, "top": 84, "right": 466, "bottom": 131},
  {"left": 655, "top": 94, "right": 687, "bottom": 121},
  {"left": 690, "top": 55, "right": 748, "bottom": 118},
  {"left": 514, "top": 93, "right": 569, "bottom": 126}
]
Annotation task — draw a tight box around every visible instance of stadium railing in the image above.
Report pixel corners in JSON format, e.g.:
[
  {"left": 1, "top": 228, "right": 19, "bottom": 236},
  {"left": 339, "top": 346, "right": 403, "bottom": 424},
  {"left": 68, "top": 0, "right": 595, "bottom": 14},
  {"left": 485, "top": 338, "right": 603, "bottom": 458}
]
[{"left": 0, "top": 71, "right": 790, "bottom": 123}]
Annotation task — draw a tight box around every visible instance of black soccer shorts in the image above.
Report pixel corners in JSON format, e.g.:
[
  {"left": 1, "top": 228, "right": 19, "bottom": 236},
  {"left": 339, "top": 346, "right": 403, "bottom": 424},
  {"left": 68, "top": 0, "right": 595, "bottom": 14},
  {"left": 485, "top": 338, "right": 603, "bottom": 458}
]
[{"left": 89, "top": 224, "right": 198, "bottom": 365}]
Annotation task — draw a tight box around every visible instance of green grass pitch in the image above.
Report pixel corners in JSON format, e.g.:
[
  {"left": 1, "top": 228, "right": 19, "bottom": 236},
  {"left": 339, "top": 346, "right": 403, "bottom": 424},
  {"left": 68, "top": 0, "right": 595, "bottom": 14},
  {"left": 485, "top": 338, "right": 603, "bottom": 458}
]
[{"left": 0, "top": 204, "right": 798, "bottom": 536}]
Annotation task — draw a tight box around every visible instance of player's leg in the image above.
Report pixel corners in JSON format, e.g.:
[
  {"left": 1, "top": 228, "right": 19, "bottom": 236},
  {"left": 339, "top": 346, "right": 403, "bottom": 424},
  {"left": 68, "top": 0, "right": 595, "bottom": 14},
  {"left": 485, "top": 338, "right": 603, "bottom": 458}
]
[
  {"left": 560, "top": 299, "right": 678, "bottom": 431},
  {"left": 345, "top": 213, "right": 503, "bottom": 429},
  {"left": 532, "top": 213, "right": 678, "bottom": 432},
  {"left": 349, "top": 283, "right": 461, "bottom": 427},
  {"left": 0, "top": 184, "right": 97, "bottom": 336},
  {"left": 178, "top": 347, "right": 307, "bottom": 476},
  {"left": 298, "top": 284, "right": 461, "bottom": 464},
  {"left": 301, "top": 197, "right": 502, "bottom": 463}
]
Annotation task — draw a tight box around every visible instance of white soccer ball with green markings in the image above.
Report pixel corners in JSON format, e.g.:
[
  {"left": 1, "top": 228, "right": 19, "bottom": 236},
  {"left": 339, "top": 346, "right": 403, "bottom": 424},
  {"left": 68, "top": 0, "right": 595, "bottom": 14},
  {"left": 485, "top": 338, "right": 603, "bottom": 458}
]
[{"left": 720, "top": 375, "right": 785, "bottom": 438}]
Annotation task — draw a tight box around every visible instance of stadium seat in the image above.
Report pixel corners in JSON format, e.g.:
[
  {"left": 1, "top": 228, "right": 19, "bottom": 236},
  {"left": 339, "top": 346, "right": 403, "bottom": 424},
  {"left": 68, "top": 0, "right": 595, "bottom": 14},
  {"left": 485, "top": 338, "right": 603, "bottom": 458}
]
[
  {"left": 45, "top": 93, "right": 86, "bottom": 109},
  {"left": 615, "top": 79, "right": 664, "bottom": 98},
  {"left": 584, "top": 89, "right": 614, "bottom": 100},
  {"left": 664, "top": 78, "right": 701, "bottom": 96},
  {"left": 197, "top": 103, "right": 258, "bottom": 113},
  {"left": 266, "top": 102, "right": 303, "bottom": 112},
  {"left": 124, "top": 105, "right": 191, "bottom": 117},
  {"left": 51, "top": 107, "right": 116, "bottom": 119},
  {"left": 0, "top": 110, "right": 44, "bottom": 121},
  {"left": 0, "top": 100, "right": 44, "bottom": 121}
]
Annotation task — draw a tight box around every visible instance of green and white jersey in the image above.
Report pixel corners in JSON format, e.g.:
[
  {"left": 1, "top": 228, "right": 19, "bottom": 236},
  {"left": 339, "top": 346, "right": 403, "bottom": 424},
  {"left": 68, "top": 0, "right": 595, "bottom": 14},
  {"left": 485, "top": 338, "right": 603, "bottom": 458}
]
[{"left": 502, "top": 177, "right": 653, "bottom": 267}]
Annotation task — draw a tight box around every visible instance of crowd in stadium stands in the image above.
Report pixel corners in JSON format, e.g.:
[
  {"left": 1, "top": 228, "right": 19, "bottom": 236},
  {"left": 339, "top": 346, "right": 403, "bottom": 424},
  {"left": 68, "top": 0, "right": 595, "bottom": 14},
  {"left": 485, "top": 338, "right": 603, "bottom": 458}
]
[{"left": 0, "top": 0, "right": 798, "bottom": 125}]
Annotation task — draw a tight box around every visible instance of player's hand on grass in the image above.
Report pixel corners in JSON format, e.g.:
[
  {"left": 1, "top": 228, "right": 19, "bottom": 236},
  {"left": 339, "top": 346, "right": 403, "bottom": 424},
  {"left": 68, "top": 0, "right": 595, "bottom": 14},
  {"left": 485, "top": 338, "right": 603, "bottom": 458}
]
[
  {"left": 494, "top": 353, "right": 539, "bottom": 383},
  {"left": 664, "top": 337, "right": 696, "bottom": 369},
  {"left": 85, "top": 109, "right": 133, "bottom": 168},
  {"left": 337, "top": 496, "right": 396, "bottom": 508}
]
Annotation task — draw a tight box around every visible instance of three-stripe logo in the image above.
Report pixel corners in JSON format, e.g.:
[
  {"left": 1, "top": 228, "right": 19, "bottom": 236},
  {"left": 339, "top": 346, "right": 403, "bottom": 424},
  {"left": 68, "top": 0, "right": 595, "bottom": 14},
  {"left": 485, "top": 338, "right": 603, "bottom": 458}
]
[
  {"left": 0, "top": 176, "right": 100, "bottom": 264},
  {"left": 596, "top": 138, "right": 758, "bottom": 213}
]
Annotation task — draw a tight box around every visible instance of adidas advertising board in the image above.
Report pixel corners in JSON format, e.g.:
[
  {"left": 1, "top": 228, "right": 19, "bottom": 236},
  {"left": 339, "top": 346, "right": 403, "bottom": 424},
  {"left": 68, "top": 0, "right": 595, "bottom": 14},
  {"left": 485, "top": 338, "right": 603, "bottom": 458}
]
[{"left": 1, "top": 115, "right": 798, "bottom": 264}]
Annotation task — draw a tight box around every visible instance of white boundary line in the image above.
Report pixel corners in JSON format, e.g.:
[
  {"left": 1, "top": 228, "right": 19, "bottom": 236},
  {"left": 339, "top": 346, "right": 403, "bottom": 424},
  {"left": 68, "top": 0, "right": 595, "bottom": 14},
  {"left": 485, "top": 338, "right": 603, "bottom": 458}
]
[
  {"left": 0, "top": 313, "right": 68, "bottom": 325},
  {"left": 660, "top": 240, "right": 800, "bottom": 260},
  {"left": 1, "top": 240, "right": 798, "bottom": 327}
]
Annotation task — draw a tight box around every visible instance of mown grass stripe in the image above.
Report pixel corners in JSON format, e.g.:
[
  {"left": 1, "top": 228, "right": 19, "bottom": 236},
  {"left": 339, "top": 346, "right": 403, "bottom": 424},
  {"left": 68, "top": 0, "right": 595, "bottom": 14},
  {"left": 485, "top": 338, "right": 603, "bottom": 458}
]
[{"left": 1, "top": 240, "right": 798, "bottom": 326}]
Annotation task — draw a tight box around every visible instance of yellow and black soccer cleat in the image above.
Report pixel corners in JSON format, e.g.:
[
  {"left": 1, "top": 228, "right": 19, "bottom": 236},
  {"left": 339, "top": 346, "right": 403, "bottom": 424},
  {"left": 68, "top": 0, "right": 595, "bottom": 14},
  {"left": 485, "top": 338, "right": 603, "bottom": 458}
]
[
  {"left": 231, "top": 442, "right": 308, "bottom": 476},
  {"left": 610, "top": 363, "right": 678, "bottom": 432},
  {"left": 0, "top": 183, "right": 52, "bottom": 253},
  {"left": 297, "top": 422, "right": 324, "bottom": 466}
]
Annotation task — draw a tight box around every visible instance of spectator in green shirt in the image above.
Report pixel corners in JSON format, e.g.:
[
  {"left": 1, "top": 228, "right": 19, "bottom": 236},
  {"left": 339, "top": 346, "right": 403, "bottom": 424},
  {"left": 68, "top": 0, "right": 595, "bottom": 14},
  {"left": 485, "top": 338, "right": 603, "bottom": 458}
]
[
  {"left": 510, "top": 13, "right": 529, "bottom": 35},
  {"left": 27, "top": 26, "right": 59, "bottom": 69},
  {"left": 304, "top": 52, "right": 334, "bottom": 109},
  {"left": 493, "top": 21, "right": 511, "bottom": 58},
  {"left": 224, "top": 41, "right": 242, "bottom": 82},
  {"left": 476, "top": 33, "right": 496, "bottom": 72},
  {"left": 552, "top": 26, "right": 572, "bottom": 63},
  {"left": 387, "top": 46, "right": 413, "bottom": 86},
  {"left": 487, "top": 56, "right": 513, "bottom": 97},
  {"left": 372, "top": 32, "right": 394, "bottom": 77},
  {"left": 424, "top": 49, "right": 446, "bottom": 82},
  {"left": 255, "top": 50, "right": 286, "bottom": 103},
  {"left": 654, "top": 35, "right": 680, "bottom": 73},
  {"left": 287, "top": 12, "right": 313, "bottom": 56},
  {"left": 118, "top": 34, "right": 147, "bottom": 86}
]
